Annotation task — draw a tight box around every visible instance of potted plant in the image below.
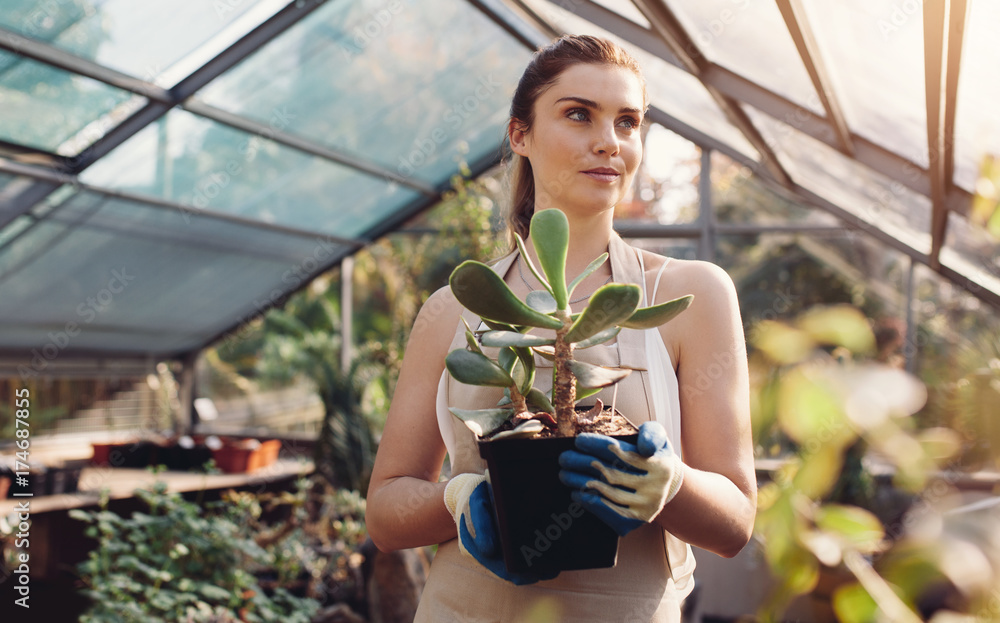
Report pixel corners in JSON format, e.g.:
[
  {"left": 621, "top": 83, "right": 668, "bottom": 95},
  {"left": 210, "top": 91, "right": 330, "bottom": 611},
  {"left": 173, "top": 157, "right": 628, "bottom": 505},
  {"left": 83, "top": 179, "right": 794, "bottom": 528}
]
[{"left": 445, "top": 209, "right": 692, "bottom": 574}]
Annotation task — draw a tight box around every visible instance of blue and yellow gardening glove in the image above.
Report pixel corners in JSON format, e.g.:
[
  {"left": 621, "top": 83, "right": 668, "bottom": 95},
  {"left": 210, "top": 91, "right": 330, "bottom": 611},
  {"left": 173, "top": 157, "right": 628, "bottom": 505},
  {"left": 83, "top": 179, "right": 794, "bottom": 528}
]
[
  {"left": 444, "top": 473, "right": 559, "bottom": 585},
  {"left": 558, "top": 421, "right": 684, "bottom": 537}
]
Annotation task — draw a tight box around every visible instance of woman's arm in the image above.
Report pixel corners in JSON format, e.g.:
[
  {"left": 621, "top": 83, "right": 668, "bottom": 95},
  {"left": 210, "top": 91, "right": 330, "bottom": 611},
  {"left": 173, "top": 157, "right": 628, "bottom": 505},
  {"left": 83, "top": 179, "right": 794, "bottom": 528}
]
[
  {"left": 651, "top": 259, "right": 757, "bottom": 558},
  {"left": 366, "top": 287, "right": 464, "bottom": 552}
]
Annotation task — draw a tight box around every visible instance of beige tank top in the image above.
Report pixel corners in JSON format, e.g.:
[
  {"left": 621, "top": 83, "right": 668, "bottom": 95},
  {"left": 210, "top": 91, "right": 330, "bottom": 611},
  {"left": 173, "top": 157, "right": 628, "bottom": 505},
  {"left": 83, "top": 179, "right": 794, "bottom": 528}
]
[{"left": 417, "top": 234, "right": 695, "bottom": 623}]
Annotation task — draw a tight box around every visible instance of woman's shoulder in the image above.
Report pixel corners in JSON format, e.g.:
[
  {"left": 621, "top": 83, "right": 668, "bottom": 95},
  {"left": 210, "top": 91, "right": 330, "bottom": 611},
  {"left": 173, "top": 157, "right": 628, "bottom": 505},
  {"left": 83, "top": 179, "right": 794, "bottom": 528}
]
[
  {"left": 637, "top": 249, "right": 737, "bottom": 305},
  {"left": 421, "top": 283, "right": 464, "bottom": 317}
]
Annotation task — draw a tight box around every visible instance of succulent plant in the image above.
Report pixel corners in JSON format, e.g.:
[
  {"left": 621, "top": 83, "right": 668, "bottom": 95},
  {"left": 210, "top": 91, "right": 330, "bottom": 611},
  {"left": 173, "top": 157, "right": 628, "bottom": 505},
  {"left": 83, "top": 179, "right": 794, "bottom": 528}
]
[{"left": 446, "top": 209, "right": 693, "bottom": 440}]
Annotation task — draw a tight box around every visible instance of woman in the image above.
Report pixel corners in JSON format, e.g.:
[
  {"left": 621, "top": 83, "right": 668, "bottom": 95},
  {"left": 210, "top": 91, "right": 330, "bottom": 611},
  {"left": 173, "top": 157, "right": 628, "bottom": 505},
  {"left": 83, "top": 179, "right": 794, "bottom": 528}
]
[{"left": 366, "top": 35, "right": 756, "bottom": 621}]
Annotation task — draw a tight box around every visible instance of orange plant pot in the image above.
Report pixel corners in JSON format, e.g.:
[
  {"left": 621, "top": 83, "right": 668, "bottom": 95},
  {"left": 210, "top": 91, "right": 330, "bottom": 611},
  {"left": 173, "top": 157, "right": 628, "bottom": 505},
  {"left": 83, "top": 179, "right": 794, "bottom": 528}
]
[{"left": 211, "top": 439, "right": 281, "bottom": 474}]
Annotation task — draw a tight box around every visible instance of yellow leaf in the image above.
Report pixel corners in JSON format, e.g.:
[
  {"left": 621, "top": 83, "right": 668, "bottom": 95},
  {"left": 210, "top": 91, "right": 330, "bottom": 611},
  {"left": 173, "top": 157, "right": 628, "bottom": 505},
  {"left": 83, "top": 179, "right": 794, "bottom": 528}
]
[
  {"left": 815, "top": 504, "right": 884, "bottom": 554},
  {"left": 778, "top": 368, "right": 856, "bottom": 451},
  {"left": 797, "top": 306, "right": 876, "bottom": 354},
  {"left": 753, "top": 320, "right": 815, "bottom": 364}
]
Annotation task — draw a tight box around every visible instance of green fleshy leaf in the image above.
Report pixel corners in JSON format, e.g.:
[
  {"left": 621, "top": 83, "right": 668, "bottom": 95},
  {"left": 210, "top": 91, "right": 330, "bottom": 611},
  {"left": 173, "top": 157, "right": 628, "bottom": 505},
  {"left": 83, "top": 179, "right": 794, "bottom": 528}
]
[
  {"left": 567, "top": 253, "right": 609, "bottom": 298},
  {"left": 576, "top": 385, "right": 603, "bottom": 401},
  {"left": 567, "top": 359, "right": 632, "bottom": 389},
  {"left": 449, "top": 407, "right": 514, "bottom": 437},
  {"left": 497, "top": 347, "right": 528, "bottom": 395},
  {"left": 574, "top": 326, "right": 621, "bottom": 349},
  {"left": 525, "top": 387, "right": 554, "bottom": 413},
  {"left": 526, "top": 290, "right": 558, "bottom": 313},
  {"left": 621, "top": 295, "right": 693, "bottom": 329},
  {"left": 481, "top": 331, "right": 555, "bottom": 348},
  {"left": 482, "top": 318, "right": 519, "bottom": 333},
  {"left": 498, "top": 346, "right": 517, "bottom": 373},
  {"left": 446, "top": 349, "right": 514, "bottom": 387},
  {"left": 515, "top": 233, "right": 551, "bottom": 293},
  {"left": 530, "top": 209, "right": 570, "bottom": 309},
  {"left": 513, "top": 346, "right": 535, "bottom": 396},
  {"left": 462, "top": 317, "right": 483, "bottom": 355},
  {"left": 532, "top": 345, "right": 555, "bottom": 361},
  {"left": 564, "top": 283, "right": 641, "bottom": 343},
  {"left": 450, "top": 261, "right": 564, "bottom": 330}
]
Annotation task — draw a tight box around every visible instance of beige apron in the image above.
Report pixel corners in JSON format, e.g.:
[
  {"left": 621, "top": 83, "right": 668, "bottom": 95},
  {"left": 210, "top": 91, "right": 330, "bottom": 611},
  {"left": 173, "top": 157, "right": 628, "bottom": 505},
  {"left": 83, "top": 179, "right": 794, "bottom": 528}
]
[{"left": 416, "top": 235, "right": 695, "bottom": 623}]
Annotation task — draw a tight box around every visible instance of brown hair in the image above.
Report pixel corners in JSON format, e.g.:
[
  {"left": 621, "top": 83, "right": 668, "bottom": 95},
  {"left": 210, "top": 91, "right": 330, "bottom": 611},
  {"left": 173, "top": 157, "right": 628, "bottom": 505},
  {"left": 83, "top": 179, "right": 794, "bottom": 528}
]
[{"left": 504, "top": 35, "right": 647, "bottom": 246}]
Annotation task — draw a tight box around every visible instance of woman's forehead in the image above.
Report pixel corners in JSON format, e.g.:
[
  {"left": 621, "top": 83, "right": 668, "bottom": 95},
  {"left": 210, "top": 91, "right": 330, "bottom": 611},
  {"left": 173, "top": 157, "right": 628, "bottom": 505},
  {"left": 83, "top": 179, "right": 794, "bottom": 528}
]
[{"left": 541, "top": 64, "right": 646, "bottom": 110}]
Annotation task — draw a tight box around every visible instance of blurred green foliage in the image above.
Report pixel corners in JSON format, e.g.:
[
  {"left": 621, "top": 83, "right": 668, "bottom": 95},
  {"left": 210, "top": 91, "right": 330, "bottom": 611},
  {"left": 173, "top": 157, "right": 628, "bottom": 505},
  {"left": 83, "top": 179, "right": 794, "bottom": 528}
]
[{"left": 750, "top": 306, "right": 999, "bottom": 622}]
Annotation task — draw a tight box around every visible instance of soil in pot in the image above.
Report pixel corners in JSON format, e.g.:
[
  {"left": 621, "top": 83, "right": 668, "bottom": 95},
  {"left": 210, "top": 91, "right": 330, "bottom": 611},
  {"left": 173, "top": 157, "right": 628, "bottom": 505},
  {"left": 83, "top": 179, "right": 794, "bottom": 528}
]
[{"left": 478, "top": 406, "right": 638, "bottom": 576}]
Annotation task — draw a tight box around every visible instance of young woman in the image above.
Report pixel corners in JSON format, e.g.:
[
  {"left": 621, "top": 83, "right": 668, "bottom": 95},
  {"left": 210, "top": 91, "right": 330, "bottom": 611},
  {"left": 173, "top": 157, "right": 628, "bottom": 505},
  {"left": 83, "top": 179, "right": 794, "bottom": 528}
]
[{"left": 367, "top": 35, "right": 756, "bottom": 622}]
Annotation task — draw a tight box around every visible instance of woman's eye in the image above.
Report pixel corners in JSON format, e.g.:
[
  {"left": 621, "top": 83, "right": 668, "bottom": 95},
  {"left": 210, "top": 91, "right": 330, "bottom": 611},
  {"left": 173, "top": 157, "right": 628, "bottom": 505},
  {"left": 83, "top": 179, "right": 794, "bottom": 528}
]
[
  {"left": 567, "top": 109, "right": 588, "bottom": 121},
  {"left": 618, "top": 117, "right": 640, "bottom": 130}
]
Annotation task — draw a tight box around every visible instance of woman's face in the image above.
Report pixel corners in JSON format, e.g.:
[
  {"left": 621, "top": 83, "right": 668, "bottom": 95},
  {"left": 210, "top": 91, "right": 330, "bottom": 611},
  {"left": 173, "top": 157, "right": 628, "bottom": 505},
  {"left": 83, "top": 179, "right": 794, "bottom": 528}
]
[{"left": 511, "top": 63, "right": 645, "bottom": 217}]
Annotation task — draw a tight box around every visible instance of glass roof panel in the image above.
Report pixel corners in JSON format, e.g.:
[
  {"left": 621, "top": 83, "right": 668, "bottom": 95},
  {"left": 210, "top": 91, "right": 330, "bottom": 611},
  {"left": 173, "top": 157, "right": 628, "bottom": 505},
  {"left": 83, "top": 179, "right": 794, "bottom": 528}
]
[
  {"left": 664, "top": 0, "right": 822, "bottom": 115},
  {"left": 941, "top": 212, "right": 1000, "bottom": 299},
  {"left": 953, "top": 0, "right": 1000, "bottom": 192},
  {"left": 0, "top": 0, "right": 285, "bottom": 87},
  {"left": 79, "top": 108, "right": 420, "bottom": 238},
  {"left": 590, "top": 0, "right": 652, "bottom": 28},
  {"left": 745, "top": 105, "right": 932, "bottom": 255},
  {"left": 0, "top": 215, "right": 32, "bottom": 249},
  {"left": 523, "top": 0, "right": 759, "bottom": 161},
  {"left": 0, "top": 191, "right": 351, "bottom": 356},
  {"left": 0, "top": 50, "right": 141, "bottom": 154},
  {"left": 799, "top": 0, "right": 928, "bottom": 167},
  {"left": 196, "top": 0, "right": 529, "bottom": 185}
]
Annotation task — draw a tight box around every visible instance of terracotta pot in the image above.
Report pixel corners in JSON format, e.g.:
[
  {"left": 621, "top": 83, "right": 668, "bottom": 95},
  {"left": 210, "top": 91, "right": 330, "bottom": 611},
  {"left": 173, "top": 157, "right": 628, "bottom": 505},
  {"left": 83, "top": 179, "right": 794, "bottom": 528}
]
[
  {"left": 478, "top": 425, "right": 638, "bottom": 575},
  {"left": 212, "top": 439, "right": 281, "bottom": 473}
]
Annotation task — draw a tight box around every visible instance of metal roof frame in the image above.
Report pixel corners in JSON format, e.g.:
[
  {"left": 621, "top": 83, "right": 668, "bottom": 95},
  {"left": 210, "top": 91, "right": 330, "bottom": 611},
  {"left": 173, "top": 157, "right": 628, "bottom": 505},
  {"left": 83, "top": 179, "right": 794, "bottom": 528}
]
[
  {"left": 533, "top": 0, "right": 974, "bottom": 217},
  {"left": 0, "top": 0, "right": 997, "bottom": 370},
  {"left": 479, "top": 0, "right": 998, "bottom": 313}
]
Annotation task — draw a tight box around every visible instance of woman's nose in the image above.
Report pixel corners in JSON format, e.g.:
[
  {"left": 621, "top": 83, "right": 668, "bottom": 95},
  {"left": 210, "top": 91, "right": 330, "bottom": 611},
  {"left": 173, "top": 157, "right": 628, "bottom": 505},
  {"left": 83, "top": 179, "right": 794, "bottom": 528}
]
[{"left": 593, "top": 122, "right": 620, "bottom": 156}]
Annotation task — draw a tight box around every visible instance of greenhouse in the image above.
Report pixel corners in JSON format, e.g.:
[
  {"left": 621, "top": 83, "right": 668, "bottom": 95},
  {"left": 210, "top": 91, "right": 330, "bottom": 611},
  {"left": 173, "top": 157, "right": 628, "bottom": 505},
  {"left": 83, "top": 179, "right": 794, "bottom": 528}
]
[{"left": 0, "top": 0, "right": 997, "bottom": 621}]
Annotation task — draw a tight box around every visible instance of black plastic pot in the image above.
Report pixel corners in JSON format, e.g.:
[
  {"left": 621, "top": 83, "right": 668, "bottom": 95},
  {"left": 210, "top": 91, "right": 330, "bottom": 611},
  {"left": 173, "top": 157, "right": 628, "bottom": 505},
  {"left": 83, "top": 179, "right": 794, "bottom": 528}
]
[
  {"left": 478, "top": 427, "right": 638, "bottom": 576},
  {"left": 158, "top": 443, "right": 213, "bottom": 471}
]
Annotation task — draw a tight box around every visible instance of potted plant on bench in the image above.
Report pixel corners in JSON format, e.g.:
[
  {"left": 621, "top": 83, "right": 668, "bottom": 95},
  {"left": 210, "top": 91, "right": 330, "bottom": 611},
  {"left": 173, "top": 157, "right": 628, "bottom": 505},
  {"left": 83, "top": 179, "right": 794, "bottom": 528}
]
[{"left": 445, "top": 208, "right": 692, "bottom": 574}]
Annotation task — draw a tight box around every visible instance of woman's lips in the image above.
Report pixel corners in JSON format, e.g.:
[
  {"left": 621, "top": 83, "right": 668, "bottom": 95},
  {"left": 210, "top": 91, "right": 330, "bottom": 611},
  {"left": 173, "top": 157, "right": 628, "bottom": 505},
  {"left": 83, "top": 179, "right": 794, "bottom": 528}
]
[{"left": 581, "top": 169, "right": 620, "bottom": 183}]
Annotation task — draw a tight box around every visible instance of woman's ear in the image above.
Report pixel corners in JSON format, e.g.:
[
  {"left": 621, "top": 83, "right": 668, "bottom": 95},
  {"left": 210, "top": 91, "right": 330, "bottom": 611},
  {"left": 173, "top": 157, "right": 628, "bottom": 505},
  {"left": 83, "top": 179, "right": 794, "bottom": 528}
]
[{"left": 508, "top": 119, "right": 530, "bottom": 158}]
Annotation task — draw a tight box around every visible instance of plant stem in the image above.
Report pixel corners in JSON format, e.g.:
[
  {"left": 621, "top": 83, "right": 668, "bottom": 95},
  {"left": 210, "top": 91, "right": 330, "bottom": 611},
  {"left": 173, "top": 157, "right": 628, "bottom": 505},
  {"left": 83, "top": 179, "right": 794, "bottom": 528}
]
[
  {"left": 509, "top": 384, "right": 529, "bottom": 416},
  {"left": 553, "top": 310, "right": 576, "bottom": 437}
]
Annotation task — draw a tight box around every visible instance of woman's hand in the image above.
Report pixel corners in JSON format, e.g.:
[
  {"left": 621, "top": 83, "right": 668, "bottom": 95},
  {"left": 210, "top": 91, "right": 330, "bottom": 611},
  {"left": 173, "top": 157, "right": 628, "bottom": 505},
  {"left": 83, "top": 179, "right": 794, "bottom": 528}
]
[
  {"left": 444, "top": 473, "right": 559, "bottom": 585},
  {"left": 558, "top": 421, "right": 684, "bottom": 536}
]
